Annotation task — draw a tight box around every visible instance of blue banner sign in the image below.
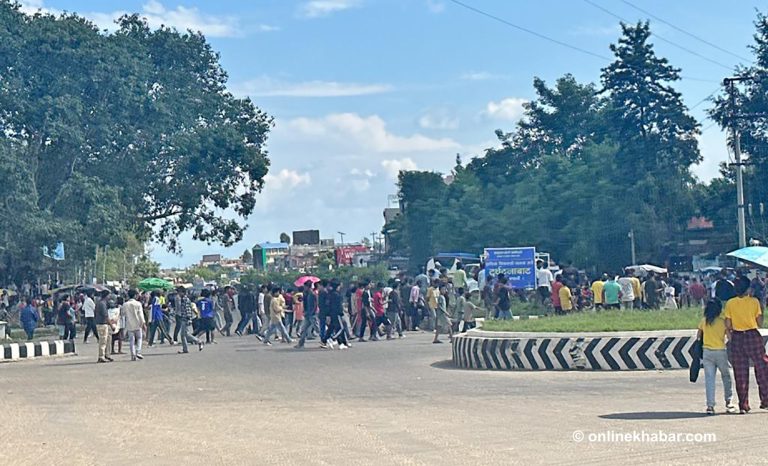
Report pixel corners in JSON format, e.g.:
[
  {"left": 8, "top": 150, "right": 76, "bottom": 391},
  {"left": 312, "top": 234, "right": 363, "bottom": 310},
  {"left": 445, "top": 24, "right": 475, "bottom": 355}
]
[{"left": 484, "top": 247, "right": 536, "bottom": 289}]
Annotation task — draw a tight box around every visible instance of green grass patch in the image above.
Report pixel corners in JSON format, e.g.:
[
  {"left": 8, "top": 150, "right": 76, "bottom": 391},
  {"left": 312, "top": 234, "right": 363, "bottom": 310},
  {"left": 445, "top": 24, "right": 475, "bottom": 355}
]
[{"left": 482, "top": 307, "right": 703, "bottom": 333}]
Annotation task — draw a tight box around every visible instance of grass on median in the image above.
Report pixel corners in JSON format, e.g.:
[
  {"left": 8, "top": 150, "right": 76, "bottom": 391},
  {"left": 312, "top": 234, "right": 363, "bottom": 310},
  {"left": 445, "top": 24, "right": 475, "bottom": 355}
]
[{"left": 481, "top": 307, "right": 703, "bottom": 333}]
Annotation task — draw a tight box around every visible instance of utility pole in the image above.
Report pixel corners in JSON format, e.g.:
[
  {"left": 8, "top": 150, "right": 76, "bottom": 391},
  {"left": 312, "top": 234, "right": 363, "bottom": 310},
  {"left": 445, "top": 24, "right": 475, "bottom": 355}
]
[
  {"left": 337, "top": 231, "right": 346, "bottom": 246},
  {"left": 725, "top": 76, "right": 748, "bottom": 249},
  {"left": 628, "top": 229, "right": 636, "bottom": 265}
]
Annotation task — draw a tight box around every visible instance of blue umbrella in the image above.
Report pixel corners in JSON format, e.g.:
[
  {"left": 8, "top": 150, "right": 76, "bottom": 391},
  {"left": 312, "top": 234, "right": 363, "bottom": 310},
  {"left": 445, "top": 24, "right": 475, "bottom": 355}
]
[{"left": 726, "top": 246, "right": 768, "bottom": 269}]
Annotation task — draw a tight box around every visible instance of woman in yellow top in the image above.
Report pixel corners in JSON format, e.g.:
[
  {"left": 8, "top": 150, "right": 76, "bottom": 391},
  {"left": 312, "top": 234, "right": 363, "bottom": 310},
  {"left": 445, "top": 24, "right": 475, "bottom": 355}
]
[
  {"left": 559, "top": 283, "right": 575, "bottom": 312},
  {"left": 697, "top": 300, "right": 736, "bottom": 415},
  {"left": 723, "top": 276, "right": 768, "bottom": 414}
]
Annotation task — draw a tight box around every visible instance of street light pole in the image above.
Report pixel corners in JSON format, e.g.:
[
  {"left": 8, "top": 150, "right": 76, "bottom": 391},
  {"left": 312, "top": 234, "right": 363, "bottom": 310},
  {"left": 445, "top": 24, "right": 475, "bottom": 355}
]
[
  {"left": 628, "top": 229, "right": 637, "bottom": 265},
  {"left": 725, "top": 76, "right": 749, "bottom": 249}
]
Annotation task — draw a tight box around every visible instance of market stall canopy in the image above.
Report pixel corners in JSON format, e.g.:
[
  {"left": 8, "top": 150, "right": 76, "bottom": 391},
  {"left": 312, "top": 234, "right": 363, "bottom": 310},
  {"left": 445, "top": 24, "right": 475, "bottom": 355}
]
[
  {"left": 138, "top": 277, "right": 174, "bottom": 291},
  {"left": 627, "top": 264, "right": 668, "bottom": 275},
  {"left": 727, "top": 246, "right": 768, "bottom": 270}
]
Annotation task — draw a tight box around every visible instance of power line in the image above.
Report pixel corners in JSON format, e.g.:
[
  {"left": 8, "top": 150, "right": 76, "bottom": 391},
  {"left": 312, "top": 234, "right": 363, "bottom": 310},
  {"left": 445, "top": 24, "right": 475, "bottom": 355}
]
[
  {"left": 620, "top": 0, "right": 752, "bottom": 63},
  {"left": 446, "top": 0, "right": 611, "bottom": 61},
  {"left": 583, "top": 0, "right": 734, "bottom": 71},
  {"left": 689, "top": 86, "right": 722, "bottom": 110}
]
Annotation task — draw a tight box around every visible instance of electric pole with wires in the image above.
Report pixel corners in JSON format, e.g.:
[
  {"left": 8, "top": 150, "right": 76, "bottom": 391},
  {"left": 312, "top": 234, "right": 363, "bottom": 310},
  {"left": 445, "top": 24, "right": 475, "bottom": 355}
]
[{"left": 724, "top": 76, "right": 750, "bottom": 249}]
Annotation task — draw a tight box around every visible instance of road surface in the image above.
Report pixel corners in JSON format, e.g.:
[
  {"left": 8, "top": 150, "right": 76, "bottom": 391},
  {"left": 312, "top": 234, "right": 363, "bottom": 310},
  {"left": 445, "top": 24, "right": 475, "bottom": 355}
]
[{"left": 1, "top": 332, "right": 765, "bottom": 465}]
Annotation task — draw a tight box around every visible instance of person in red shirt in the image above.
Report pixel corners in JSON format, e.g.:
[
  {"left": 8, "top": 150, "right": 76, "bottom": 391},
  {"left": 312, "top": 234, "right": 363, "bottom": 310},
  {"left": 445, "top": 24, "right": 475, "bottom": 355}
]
[
  {"left": 373, "top": 282, "right": 386, "bottom": 338},
  {"left": 551, "top": 276, "right": 563, "bottom": 314},
  {"left": 688, "top": 278, "right": 707, "bottom": 307}
]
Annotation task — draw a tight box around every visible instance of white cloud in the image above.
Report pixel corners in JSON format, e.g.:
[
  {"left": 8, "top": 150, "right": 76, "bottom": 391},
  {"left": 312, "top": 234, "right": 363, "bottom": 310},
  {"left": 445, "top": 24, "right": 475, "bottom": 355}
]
[
  {"left": 264, "top": 169, "right": 311, "bottom": 189},
  {"left": 256, "top": 24, "right": 280, "bottom": 32},
  {"left": 20, "top": 1, "right": 242, "bottom": 38},
  {"left": 426, "top": 0, "right": 445, "bottom": 13},
  {"left": 418, "top": 111, "right": 459, "bottom": 130},
  {"left": 461, "top": 71, "right": 505, "bottom": 81},
  {"left": 485, "top": 97, "right": 527, "bottom": 121},
  {"left": 287, "top": 113, "right": 460, "bottom": 153},
  {"left": 381, "top": 158, "right": 418, "bottom": 179},
  {"left": 300, "top": 0, "right": 361, "bottom": 18},
  {"left": 233, "top": 77, "right": 392, "bottom": 98}
]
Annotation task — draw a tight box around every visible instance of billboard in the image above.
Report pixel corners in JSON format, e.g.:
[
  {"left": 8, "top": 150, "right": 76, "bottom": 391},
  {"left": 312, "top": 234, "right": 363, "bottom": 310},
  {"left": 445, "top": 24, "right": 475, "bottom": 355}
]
[
  {"left": 484, "top": 247, "right": 536, "bottom": 289},
  {"left": 293, "top": 229, "right": 320, "bottom": 246},
  {"left": 335, "top": 245, "right": 370, "bottom": 266}
]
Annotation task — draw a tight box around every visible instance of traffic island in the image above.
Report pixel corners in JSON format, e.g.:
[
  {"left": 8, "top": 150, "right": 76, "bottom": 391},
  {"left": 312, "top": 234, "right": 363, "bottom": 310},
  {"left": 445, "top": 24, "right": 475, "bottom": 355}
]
[
  {"left": 0, "top": 340, "right": 76, "bottom": 363},
  {"left": 452, "top": 329, "right": 768, "bottom": 371}
]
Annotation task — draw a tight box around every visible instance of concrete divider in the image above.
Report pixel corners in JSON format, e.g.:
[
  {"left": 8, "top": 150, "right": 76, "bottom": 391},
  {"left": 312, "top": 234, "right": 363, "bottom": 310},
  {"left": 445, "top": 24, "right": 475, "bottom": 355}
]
[
  {"left": 452, "top": 329, "right": 768, "bottom": 371},
  {"left": 1, "top": 340, "right": 76, "bottom": 363}
]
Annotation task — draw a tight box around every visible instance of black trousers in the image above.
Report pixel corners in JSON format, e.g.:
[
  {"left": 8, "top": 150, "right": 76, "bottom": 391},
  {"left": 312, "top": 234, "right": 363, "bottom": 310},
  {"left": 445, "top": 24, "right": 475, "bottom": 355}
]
[{"left": 83, "top": 317, "right": 98, "bottom": 342}]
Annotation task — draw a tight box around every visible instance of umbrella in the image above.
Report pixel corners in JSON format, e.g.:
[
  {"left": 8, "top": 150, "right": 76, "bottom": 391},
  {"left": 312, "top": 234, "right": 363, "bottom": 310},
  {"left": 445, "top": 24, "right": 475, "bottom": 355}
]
[
  {"left": 294, "top": 275, "right": 320, "bottom": 287},
  {"left": 138, "top": 277, "right": 174, "bottom": 291},
  {"left": 727, "top": 246, "right": 768, "bottom": 270}
]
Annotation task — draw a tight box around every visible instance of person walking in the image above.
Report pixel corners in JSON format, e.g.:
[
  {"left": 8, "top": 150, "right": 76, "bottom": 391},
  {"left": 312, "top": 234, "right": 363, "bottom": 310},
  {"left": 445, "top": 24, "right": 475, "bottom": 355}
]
[
  {"left": 175, "top": 287, "right": 203, "bottom": 353},
  {"left": 82, "top": 291, "right": 98, "bottom": 344},
  {"left": 20, "top": 298, "right": 38, "bottom": 341},
  {"left": 147, "top": 291, "right": 173, "bottom": 347},
  {"left": 235, "top": 286, "right": 255, "bottom": 337},
  {"left": 122, "top": 290, "right": 146, "bottom": 361},
  {"left": 386, "top": 281, "right": 404, "bottom": 339},
  {"left": 295, "top": 281, "right": 317, "bottom": 349},
  {"left": 326, "top": 281, "right": 349, "bottom": 349},
  {"left": 220, "top": 286, "right": 236, "bottom": 337},
  {"left": 197, "top": 288, "right": 217, "bottom": 343},
  {"left": 433, "top": 284, "right": 454, "bottom": 343},
  {"left": 724, "top": 276, "right": 768, "bottom": 414},
  {"left": 95, "top": 291, "right": 113, "bottom": 363},
  {"left": 697, "top": 299, "right": 737, "bottom": 415},
  {"left": 495, "top": 276, "right": 513, "bottom": 319},
  {"left": 263, "top": 287, "right": 291, "bottom": 346}
]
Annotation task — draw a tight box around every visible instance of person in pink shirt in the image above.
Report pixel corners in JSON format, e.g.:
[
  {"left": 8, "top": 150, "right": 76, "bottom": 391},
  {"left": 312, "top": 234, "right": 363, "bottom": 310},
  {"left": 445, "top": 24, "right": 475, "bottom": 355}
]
[
  {"left": 373, "top": 283, "right": 386, "bottom": 337},
  {"left": 688, "top": 278, "right": 707, "bottom": 307}
]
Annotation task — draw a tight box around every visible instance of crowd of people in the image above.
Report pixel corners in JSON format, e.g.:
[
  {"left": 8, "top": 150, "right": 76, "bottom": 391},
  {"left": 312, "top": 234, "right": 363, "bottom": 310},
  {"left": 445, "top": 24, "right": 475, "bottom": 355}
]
[
  {"left": 0, "top": 265, "right": 494, "bottom": 360},
  {"left": 533, "top": 262, "right": 768, "bottom": 314}
]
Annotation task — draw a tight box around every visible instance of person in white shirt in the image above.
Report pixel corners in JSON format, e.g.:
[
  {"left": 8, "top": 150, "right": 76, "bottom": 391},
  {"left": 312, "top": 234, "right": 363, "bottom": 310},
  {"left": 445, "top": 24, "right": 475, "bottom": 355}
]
[
  {"left": 617, "top": 270, "right": 636, "bottom": 310},
  {"left": 535, "top": 260, "right": 554, "bottom": 305},
  {"left": 82, "top": 292, "right": 98, "bottom": 344},
  {"left": 121, "top": 290, "right": 146, "bottom": 361}
]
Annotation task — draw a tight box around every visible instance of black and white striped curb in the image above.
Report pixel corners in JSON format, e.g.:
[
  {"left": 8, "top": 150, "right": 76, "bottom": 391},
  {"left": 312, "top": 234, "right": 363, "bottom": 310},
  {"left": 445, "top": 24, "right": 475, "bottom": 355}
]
[
  {"left": 452, "top": 330, "right": 768, "bottom": 371},
  {"left": 0, "top": 340, "right": 76, "bottom": 362}
]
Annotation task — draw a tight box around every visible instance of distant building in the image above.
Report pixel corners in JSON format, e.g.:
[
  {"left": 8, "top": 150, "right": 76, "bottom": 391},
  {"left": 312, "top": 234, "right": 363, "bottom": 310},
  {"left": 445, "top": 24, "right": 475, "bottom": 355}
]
[
  {"left": 252, "top": 242, "right": 290, "bottom": 271},
  {"left": 200, "top": 254, "right": 222, "bottom": 266}
]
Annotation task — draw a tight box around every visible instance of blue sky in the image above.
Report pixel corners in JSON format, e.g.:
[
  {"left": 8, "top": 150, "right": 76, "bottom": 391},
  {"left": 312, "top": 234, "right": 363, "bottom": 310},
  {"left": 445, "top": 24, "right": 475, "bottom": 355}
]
[{"left": 20, "top": 0, "right": 762, "bottom": 267}]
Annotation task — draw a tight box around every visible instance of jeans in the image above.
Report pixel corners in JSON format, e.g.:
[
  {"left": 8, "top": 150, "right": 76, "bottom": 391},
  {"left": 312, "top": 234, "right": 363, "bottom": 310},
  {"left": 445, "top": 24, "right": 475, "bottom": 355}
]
[
  {"left": 264, "top": 320, "right": 292, "bottom": 344},
  {"left": 24, "top": 325, "right": 34, "bottom": 340},
  {"left": 386, "top": 311, "right": 402, "bottom": 337},
  {"left": 297, "top": 315, "right": 316, "bottom": 347},
  {"left": 83, "top": 317, "right": 98, "bottom": 342},
  {"left": 236, "top": 311, "right": 252, "bottom": 335},
  {"left": 222, "top": 309, "right": 233, "bottom": 336},
  {"left": 127, "top": 329, "right": 143, "bottom": 357},
  {"left": 179, "top": 318, "right": 200, "bottom": 353},
  {"left": 621, "top": 300, "right": 634, "bottom": 310},
  {"left": 149, "top": 319, "right": 171, "bottom": 345},
  {"left": 497, "top": 310, "right": 513, "bottom": 320},
  {"left": 284, "top": 311, "right": 295, "bottom": 336},
  {"left": 251, "top": 313, "right": 264, "bottom": 336},
  {"left": 703, "top": 348, "right": 733, "bottom": 408}
]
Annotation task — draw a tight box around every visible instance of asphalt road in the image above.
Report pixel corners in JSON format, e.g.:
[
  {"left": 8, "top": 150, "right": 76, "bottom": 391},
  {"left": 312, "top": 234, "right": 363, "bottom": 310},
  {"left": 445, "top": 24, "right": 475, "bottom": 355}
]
[{"left": 1, "top": 331, "right": 766, "bottom": 465}]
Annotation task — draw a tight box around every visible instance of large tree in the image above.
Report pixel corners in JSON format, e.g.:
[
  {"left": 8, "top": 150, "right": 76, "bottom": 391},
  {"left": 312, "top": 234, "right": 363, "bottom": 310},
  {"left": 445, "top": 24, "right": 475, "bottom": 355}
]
[
  {"left": 0, "top": 2, "right": 272, "bottom": 282},
  {"left": 709, "top": 11, "right": 768, "bottom": 243}
]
